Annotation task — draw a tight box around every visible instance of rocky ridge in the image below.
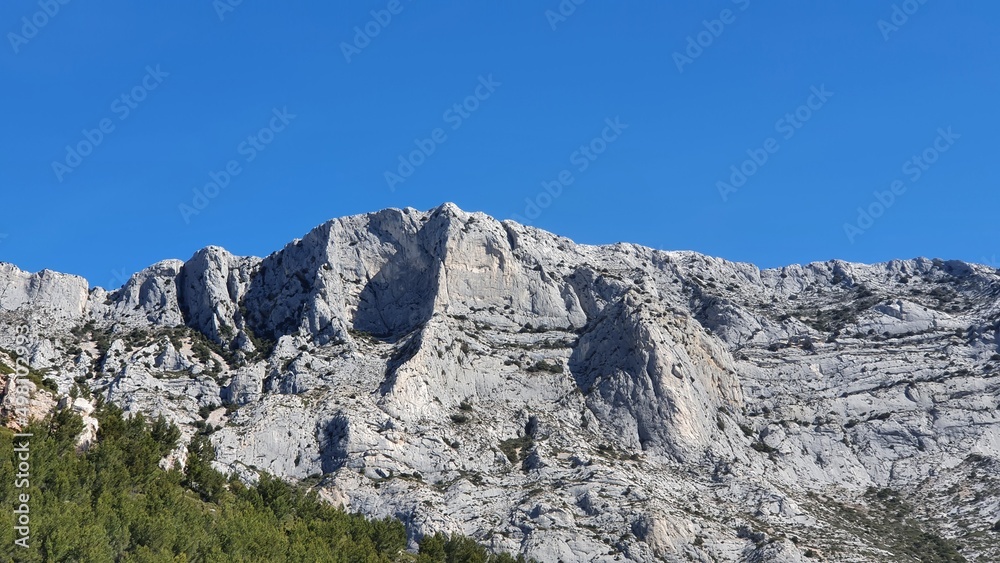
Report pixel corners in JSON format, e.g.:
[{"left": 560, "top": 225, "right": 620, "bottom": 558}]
[{"left": 1, "top": 203, "right": 998, "bottom": 562}]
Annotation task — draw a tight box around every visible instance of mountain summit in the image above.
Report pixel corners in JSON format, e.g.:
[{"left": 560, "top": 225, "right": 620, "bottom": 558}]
[{"left": 2, "top": 204, "right": 999, "bottom": 561}]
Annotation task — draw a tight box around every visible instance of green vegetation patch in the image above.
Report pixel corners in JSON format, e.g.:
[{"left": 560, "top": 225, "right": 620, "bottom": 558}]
[
  {"left": 499, "top": 435, "right": 535, "bottom": 465},
  {"left": 0, "top": 403, "right": 528, "bottom": 562},
  {"left": 525, "top": 360, "right": 563, "bottom": 374},
  {"left": 816, "top": 488, "right": 968, "bottom": 563}
]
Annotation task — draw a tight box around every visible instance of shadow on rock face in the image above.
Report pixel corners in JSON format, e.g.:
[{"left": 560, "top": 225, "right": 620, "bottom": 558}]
[
  {"left": 317, "top": 414, "right": 350, "bottom": 475},
  {"left": 378, "top": 330, "right": 423, "bottom": 396},
  {"left": 352, "top": 238, "right": 438, "bottom": 340}
]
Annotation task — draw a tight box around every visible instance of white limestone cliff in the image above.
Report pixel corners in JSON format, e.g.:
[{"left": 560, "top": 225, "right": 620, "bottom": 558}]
[{"left": 1, "top": 203, "right": 998, "bottom": 562}]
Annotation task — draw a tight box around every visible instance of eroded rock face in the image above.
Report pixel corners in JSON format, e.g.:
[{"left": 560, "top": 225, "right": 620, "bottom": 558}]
[
  {"left": 105, "top": 260, "right": 185, "bottom": 327},
  {"left": 571, "top": 292, "right": 743, "bottom": 459},
  {"left": 0, "top": 264, "right": 88, "bottom": 320},
  {"left": 177, "top": 247, "right": 255, "bottom": 343},
  {"left": 2, "top": 203, "right": 999, "bottom": 562}
]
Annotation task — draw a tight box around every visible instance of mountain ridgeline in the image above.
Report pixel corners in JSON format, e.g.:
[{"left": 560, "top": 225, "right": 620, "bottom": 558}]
[{"left": 1, "top": 203, "right": 999, "bottom": 561}]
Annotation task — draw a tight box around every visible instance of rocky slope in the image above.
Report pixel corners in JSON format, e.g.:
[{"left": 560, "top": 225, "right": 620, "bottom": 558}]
[{"left": 1, "top": 203, "right": 998, "bottom": 562}]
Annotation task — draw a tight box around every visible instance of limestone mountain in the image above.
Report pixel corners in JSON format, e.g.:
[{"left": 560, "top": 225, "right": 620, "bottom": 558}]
[{"left": 2, "top": 203, "right": 999, "bottom": 562}]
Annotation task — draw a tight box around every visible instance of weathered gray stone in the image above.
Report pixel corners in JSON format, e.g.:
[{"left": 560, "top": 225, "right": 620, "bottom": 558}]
[{"left": 1, "top": 203, "right": 998, "bottom": 562}]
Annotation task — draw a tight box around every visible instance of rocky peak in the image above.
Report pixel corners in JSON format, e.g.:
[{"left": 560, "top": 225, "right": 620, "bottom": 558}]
[{"left": 2, "top": 204, "right": 999, "bottom": 562}]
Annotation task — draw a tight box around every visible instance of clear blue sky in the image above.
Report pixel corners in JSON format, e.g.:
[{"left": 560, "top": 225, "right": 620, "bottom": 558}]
[{"left": 3, "top": 1, "right": 998, "bottom": 288}]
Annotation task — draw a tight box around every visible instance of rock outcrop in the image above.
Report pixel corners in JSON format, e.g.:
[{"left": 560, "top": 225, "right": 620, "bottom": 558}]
[{"left": 2, "top": 203, "right": 998, "bottom": 562}]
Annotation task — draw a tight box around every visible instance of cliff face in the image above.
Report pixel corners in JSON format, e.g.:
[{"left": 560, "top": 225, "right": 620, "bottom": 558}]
[{"left": 2, "top": 203, "right": 999, "bottom": 562}]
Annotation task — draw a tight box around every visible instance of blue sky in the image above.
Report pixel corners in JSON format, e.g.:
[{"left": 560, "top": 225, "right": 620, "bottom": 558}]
[{"left": 2, "top": 1, "right": 998, "bottom": 288}]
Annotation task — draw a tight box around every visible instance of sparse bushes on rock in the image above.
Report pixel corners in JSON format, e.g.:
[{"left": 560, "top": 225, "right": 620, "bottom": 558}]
[
  {"left": 499, "top": 435, "right": 534, "bottom": 465},
  {"left": 0, "top": 403, "right": 522, "bottom": 562},
  {"left": 525, "top": 360, "right": 562, "bottom": 374},
  {"left": 417, "top": 533, "right": 533, "bottom": 562}
]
